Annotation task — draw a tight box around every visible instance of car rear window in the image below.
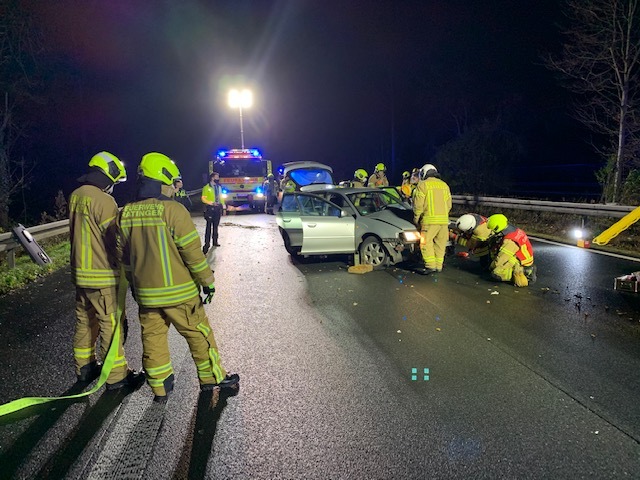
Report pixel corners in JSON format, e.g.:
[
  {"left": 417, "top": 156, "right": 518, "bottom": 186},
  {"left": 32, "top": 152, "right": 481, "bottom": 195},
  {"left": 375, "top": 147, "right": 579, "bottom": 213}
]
[{"left": 290, "top": 168, "right": 334, "bottom": 186}]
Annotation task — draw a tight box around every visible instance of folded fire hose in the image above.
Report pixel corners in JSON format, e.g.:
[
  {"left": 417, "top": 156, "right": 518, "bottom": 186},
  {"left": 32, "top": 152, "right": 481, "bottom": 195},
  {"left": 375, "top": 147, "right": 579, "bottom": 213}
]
[{"left": 0, "top": 275, "right": 129, "bottom": 417}]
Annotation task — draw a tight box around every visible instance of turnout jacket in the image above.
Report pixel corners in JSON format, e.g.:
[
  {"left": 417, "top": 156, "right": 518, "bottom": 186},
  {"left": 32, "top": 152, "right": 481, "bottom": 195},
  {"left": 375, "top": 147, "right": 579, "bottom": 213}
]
[
  {"left": 413, "top": 177, "right": 452, "bottom": 226},
  {"left": 116, "top": 195, "right": 214, "bottom": 307},
  {"left": 69, "top": 184, "right": 120, "bottom": 288}
]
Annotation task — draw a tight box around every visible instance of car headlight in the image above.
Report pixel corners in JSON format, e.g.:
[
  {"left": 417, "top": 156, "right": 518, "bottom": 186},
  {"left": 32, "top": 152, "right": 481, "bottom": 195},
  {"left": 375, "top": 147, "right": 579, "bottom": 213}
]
[
  {"left": 400, "top": 231, "right": 421, "bottom": 243},
  {"left": 221, "top": 193, "right": 228, "bottom": 199},
  {"left": 255, "top": 192, "right": 264, "bottom": 198}
]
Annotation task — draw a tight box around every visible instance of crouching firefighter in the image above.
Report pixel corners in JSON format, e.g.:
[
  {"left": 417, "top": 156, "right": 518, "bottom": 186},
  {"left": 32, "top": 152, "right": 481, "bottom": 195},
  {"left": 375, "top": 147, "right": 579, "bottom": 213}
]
[
  {"left": 116, "top": 152, "right": 239, "bottom": 403},
  {"left": 452, "top": 213, "right": 493, "bottom": 268},
  {"left": 486, "top": 214, "right": 537, "bottom": 287}
]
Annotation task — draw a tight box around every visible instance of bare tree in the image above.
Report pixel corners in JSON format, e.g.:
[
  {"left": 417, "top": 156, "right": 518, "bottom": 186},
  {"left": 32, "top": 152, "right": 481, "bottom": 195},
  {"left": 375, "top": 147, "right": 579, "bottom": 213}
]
[
  {"left": 0, "top": 0, "right": 41, "bottom": 229},
  {"left": 546, "top": 0, "right": 640, "bottom": 203}
]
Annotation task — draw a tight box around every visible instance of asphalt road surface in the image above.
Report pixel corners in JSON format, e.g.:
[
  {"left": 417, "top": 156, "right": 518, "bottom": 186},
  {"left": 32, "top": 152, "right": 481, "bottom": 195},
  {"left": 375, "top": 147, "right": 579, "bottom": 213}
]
[{"left": 1, "top": 213, "right": 639, "bottom": 479}]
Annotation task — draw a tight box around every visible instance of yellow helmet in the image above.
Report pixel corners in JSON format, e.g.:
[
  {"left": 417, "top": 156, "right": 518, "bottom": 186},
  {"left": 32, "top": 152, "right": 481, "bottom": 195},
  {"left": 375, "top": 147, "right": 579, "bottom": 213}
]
[
  {"left": 354, "top": 168, "right": 368, "bottom": 182},
  {"left": 88, "top": 151, "right": 126, "bottom": 184},
  {"left": 487, "top": 214, "right": 508, "bottom": 233},
  {"left": 374, "top": 163, "right": 386, "bottom": 173},
  {"left": 138, "top": 152, "right": 181, "bottom": 186},
  {"left": 402, "top": 171, "right": 410, "bottom": 179}
]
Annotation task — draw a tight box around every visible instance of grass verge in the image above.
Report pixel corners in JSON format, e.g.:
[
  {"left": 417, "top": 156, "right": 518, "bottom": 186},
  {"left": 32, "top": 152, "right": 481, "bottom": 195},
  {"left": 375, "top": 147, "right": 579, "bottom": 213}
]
[{"left": 0, "top": 240, "right": 70, "bottom": 296}]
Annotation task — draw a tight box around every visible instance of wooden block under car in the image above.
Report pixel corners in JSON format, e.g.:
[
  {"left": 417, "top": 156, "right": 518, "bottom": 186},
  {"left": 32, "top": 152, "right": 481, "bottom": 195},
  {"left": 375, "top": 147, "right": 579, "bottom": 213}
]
[
  {"left": 348, "top": 264, "right": 374, "bottom": 274},
  {"left": 614, "top": 275, "right": 640, "bottom": 293}
]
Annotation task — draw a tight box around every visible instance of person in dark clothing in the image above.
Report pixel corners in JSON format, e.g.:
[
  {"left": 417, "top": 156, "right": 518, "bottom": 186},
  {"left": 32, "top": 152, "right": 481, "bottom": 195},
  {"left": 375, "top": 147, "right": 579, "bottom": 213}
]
[
  {"left": 264, "top": 173, "right": 279, "bottom": 214},
  {"left": 201, "top": 172, "right": 226, "bottom": 253},
  {"left": 173, "top": 178, "right": 192, "bottom": 211}
]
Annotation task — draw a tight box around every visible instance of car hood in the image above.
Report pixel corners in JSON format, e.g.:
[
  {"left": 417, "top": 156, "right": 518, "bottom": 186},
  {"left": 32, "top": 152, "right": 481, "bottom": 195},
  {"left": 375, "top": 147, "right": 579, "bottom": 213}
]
[{"left": 365, "top": 207, "right": 416, "bottom": 231}]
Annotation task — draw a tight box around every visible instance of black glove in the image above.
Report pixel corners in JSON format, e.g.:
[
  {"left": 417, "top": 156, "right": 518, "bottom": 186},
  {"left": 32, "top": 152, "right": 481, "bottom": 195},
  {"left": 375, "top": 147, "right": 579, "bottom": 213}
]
[{"left": 202, "top": 284, "right": 215, "bottom": 304}]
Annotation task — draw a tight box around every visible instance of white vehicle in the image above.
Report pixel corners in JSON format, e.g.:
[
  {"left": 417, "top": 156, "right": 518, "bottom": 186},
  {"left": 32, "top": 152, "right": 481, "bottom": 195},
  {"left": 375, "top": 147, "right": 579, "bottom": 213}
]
[{"left": 276, "top": 184, "right": 421, "bottom": 269}]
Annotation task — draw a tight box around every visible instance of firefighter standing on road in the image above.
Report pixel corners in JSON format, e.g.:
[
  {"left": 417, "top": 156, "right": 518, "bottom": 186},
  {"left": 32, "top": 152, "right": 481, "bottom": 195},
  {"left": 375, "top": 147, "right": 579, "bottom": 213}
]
[
  {"left": 486, "top": 214, "right": 537, "bottom": 287},
  {"left": 412, "top": 163, "right": 452, "bottom": 274},
  {"left": 201, "top": 172, "right": 226, "bottom": 253},
  {"left": 264, "top": 173, "right": 279, "bottom": 214},
  {"left": 367, "top": 163, "right": 389, "bottom": 187},
  {"left": 116, "top": 152, "right": 239, "bottom": 403},
  {"left": 68, "top": 152, "right": 142, "bottom": 389}
]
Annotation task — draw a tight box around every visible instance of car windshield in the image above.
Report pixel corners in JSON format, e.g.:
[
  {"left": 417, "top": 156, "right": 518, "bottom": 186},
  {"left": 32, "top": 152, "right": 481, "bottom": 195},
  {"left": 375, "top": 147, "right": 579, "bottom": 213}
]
[
  {"left": 290, "top": 168, "right": 333, "bottom": 187},
  {"left": 213, "top": 159, "right": 266, "bottom": 178},
  {"left": 347, "top": 190, "right": 404, "bottom": 216}
]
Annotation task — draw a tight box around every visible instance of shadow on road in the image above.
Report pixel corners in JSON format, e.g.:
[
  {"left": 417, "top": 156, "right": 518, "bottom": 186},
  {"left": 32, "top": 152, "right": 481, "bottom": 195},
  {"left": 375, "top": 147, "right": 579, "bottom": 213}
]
[
  {"left": 0, "top": 381, "right": 92, "bottom": 480},
  {"left": 173, "top": 387, "right": 238, "bottom": 480}
]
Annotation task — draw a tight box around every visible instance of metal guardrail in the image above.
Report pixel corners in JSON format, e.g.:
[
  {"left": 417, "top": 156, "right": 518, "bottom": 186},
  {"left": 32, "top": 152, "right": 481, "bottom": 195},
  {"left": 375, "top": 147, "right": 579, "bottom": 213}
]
[
  {"left": 451, "top": 195, "right": 635, "bottom": 218},
  {"left": 0, "top": 219, "right": 69, "bottom": 268},
  {"left": 0, "top": 194, "right": 635, "bottom": 268}
]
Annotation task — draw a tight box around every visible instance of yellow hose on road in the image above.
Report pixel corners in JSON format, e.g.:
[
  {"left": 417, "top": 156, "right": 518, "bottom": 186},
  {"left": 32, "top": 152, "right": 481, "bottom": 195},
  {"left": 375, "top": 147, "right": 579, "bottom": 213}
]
[{"left": 0, "top": 275, "right": 128, "bottom": 417}]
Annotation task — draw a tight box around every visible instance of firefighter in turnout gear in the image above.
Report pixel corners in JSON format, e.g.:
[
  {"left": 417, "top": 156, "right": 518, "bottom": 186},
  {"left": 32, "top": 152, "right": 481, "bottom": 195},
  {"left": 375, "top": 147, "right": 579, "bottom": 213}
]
[
  {"left": 412, "top": 163, "right": 452, "bottom": 274},
  {"left": 69, "top": 152, "right": 142, "bottom": 389},
  {"left": 400, "top": 171, "right": 412, "bottom": 201},
  {"left": 452, "top": 213, "right": 493, "bottom": 268},
  {"left": 352, "top": 168, "right": 368, "bottom": 188},
  {"left": 486, "top": 214, "right": 536, "bottom": 287},
  {"left": 367, "top": 163, "right": 389, "bottom": 187},
  {"left": 116, "top": 152, "right": 239, "bottom": 402}
]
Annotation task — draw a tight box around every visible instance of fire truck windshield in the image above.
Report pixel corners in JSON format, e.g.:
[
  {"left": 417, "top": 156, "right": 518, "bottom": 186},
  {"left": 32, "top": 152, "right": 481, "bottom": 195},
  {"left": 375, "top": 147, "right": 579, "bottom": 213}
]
[{"left": 214, "top": 159, "right": 265, "bottom": 178}]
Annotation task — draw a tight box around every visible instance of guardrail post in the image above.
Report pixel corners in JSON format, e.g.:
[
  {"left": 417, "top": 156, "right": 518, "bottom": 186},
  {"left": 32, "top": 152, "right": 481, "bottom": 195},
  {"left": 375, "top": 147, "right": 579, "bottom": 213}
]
[{"left": 7, "top": 248, "right": 15, "bottom": 269}]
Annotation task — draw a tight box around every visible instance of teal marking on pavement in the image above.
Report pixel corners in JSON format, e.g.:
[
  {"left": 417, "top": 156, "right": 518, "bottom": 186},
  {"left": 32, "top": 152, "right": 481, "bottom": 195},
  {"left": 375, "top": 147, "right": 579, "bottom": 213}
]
[{"left": 411, "top": 368, "right": 430, "bottom": 381}]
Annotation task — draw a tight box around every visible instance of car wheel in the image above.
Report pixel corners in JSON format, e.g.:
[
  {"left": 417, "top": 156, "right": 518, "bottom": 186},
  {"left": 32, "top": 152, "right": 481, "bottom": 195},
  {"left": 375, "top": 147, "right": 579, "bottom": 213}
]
[
  {"left": 359, "top": 236, "right": 389, "bottom": 270},
  {"left": 281, "top": 229, "right": 300, "bottom": 256}
]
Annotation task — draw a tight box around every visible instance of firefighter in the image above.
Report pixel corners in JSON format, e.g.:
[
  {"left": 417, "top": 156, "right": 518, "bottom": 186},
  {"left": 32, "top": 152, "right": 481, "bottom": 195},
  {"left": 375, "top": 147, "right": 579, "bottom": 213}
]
[
  {"left": 68, "top": 152, "right": 143, "bottom": 389},
  {"left": 352, "top": 168, "right": 368, "bottom": 188},
  {"left": 281, "top": 173, "right": 296, "bottom": 193},
  {"left": 116, "top": 152, "right": 239, "bottom": 402},
  {"left": 400, "top": 171, "right": 412, "bottom": 201},
  {"left": 452, "top": 213, "right": 493, "bottom": 268},
  {"left": 173, "top": 178, "right": 192, "bottom": 211},
  {"left": 413, "top": 163, "right": 452, "bottom": 274},
  {"left": 367, "top": 163, "right": 389, "bottom": 187},
  {"left": 486, "top": 214, "right": 537, "bottom": 287},
  {"left": 263, "top": 173, "right": 279, "bottom": 214},
  {"left": 201, "top": 172, "right": 226, "bottom": 253}
]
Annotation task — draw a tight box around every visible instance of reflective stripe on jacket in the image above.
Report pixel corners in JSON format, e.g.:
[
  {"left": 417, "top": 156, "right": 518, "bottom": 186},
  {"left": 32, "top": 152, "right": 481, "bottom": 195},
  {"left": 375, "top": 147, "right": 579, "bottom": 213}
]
[
  {"left": 413, "top": 177, "right": 452, "bottom": 226},
  {"left": 116, "top": 197, "right": 214, "bottom": 307},
  {"left": 69, "top": 185, "right": 120, "bottom": 288}
]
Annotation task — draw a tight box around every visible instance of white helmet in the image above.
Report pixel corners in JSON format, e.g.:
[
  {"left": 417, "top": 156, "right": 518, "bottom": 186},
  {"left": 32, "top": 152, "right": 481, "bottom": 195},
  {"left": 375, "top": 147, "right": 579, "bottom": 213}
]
[
  {"left": 419, "top": 163, "right": 437, "bottom": 180},
  {"left": 456, "top": 214, "right": 477, "bottom": 233}
]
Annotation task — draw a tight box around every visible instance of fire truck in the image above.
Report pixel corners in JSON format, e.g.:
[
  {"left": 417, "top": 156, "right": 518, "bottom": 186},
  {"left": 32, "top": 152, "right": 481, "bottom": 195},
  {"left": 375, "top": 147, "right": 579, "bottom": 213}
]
[{"left": 209, "top": 148, "right": 273, "bottom": 211}]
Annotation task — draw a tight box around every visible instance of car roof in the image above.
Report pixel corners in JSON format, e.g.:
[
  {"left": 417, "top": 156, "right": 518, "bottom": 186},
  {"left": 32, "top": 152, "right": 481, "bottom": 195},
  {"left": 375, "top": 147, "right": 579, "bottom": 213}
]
[
  {"left": 282, "top": 161, "right": 333, "bottom": 176},
  {"left": 299, "top": 185, "right": 391, "bottom": 195}
]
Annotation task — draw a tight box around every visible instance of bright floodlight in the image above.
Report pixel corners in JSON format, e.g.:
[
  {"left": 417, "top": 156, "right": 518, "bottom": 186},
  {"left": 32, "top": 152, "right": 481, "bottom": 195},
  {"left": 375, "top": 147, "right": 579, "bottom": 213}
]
[
  {"left": 228, "top": 89, "right": 253, "bottom": 109},
  {"left": 572, "top": 228, "right": 584, "bottom": 239}
]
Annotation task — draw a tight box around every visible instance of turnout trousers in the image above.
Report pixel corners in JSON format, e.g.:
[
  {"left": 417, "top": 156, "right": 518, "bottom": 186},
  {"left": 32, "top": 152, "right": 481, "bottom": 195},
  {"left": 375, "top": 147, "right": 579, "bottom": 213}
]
[
  {"left": 139, "top": 295, "right": 227, "bottom": 396},
  {"left": 73, "top": 286, "right": 128, "bottom": 384},
  {"left": 420, "top": 224, "right": 449, "bottom": 271}
]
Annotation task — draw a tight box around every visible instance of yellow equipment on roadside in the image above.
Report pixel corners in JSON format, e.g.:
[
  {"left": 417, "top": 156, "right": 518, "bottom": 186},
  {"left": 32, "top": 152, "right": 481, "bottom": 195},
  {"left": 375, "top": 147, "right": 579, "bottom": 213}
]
[{"left": 592, "top": 206, "right": 640, "bottom": 245}]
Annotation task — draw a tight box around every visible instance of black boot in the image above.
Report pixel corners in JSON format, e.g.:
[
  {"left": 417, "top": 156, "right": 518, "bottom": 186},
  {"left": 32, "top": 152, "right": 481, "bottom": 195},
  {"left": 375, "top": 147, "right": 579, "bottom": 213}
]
[{"left": 77, "top": 361, "right": 102, "bottom": 383}]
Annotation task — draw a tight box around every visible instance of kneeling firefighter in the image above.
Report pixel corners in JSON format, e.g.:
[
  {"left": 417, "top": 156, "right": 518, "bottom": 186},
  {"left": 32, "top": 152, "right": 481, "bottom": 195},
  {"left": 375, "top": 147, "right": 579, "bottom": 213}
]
[{"left": 486, "top": 214, "right": 537, "bottom": 287}]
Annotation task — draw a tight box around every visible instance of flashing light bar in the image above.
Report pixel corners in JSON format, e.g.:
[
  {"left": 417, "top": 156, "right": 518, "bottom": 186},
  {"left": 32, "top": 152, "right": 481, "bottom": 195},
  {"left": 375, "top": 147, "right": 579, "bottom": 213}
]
[{"left": 216, "top": 148, "right": 262, "bottom": 159}]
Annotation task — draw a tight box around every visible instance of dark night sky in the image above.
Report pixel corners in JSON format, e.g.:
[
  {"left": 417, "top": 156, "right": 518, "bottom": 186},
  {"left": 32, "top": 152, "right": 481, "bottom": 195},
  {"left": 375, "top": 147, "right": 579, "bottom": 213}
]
[{"left": 16, "top": 0, "right": 600, "bottom": 215}]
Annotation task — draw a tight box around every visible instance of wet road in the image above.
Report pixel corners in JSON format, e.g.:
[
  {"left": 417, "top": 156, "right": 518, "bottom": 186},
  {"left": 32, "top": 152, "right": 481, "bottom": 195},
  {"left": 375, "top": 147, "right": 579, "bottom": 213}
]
[{"left": 0, "top": 213, "right": 639, "bottom": 479}]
